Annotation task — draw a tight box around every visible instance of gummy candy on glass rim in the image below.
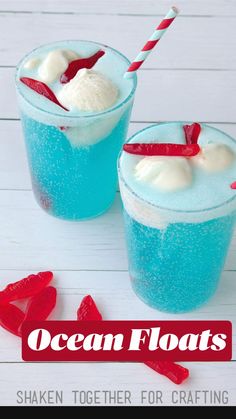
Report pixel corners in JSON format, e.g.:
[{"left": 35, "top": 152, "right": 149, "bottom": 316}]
[
  {"left": 118, "top": 122, "right": 236, "bottom": 313},
  {"left": 15, "top": 40, "right": 137, "bottom": 220}
]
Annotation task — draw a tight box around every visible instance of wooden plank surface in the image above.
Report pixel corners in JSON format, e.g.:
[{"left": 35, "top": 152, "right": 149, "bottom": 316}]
[
  {"left": 0, "top": 270, "right": 236, "bottom": 362},
  {"left": 2, "top": 120, "right": 236, "bottom": 191},
  {"left": 0, "top": 190, "right": 235, "bottom": 271},
  {"left": 0, "top": 362, "right": 236, "bottom": 406},
  {"left": 3, "top": 67, "right": 236, "bottom": 122},
  {"left": 1, "top": 0, "right": 236, "bottom": 16},
  {"left": 0, "top": 13, "right": 236, "bottom": 69}
]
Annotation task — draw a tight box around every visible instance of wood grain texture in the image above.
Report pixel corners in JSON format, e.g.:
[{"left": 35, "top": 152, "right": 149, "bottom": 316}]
[
  {"left": 2, "top": 120, "right": 236, "bottom": 191},
  {"left": 1, "top": 0, "right": 236, "bottom": 16},
  {"left": 0, "top": 362, "right": 235, "bottom": 406},
  {"left": 0, "top": 270, "right": 236, "bottom": 362},
  {"left": 0, "top": 190, "right": 235, "bottom": 271},
  {"left": 4, "top": 67, "right": 236, "bottom": 122},
  {"left": 0, "top": 12, "right": 236, "bottom": 69}
]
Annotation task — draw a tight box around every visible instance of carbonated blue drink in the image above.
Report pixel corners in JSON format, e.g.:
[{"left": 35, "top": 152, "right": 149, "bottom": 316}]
[
  {"left": 119, "top": 123, "right": 236, "bottom": 312},
  {"left": 16, "top": 41, "right": 136, "bottom": 220}
]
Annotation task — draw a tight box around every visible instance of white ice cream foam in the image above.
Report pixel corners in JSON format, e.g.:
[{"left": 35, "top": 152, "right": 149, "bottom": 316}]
[
  {"left": 16, "top": 84, "right": 131, "bottom": 147},
  {"left": 119, "top": 170, "right": 236, "bottom": 230},
  {"left": 24, "top": 57, "right": 41, "bottom": 70},
  {"left": 119, "top": 178, "right": 169, "bottom": 229},
  {"left": 192, "top": 143, "right": 235, "bottom": 173},
  {"left": 38, "top": 49, "right": 79, "bottom": 83},
  {"left": 16, "top": 41, "right": 136, "bottom": 146},
  {"left": 61, "top": 111, "right": 123, "bottom": 147},
  {"left": 62, "top": 49, "right": 78, "bottom": 61},
  {"left": 135, "top": 156, "right": 192, "bottom": 192},
  {"left": 57, "top": 68, "right": 119, "bottom": 112}
]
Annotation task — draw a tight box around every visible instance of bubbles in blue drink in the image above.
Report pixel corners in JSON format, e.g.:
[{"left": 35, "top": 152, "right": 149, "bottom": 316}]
[
  {"left": 119, "top": 122, "right": 236, "bottom": 312},
  {"left": 16, "top": 40, "right": 136, "bottom": 219}
]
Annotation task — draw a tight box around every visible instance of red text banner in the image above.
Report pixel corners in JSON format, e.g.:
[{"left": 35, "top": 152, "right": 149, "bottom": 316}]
[{"left": 22, "top": 320, "right": 232, "bottom": 362}]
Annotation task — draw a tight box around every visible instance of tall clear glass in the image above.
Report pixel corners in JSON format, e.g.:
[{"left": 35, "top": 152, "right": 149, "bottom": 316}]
[
  {"left": 118, "top": 123, "right": 236, "bottom": 313},
  {"left": 15, "top": 41, "right": 137, "bottom": 220}
]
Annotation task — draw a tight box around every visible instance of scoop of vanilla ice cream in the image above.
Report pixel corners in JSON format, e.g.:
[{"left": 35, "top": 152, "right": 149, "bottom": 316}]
[
  {"left": 24, "top": 57, "right": 41, "bottom": 70},
  {"left": 62, "top": 49, "right": 78, "bottom": 61},
  {"left": 38, "top": 49, "right": 79, "bottom": 83},
  {"left": 135, "top": 156, "right": 192, "bottom": 192},
  {"left": 57, "top": 68, "right": 119, "bottom": 112},
  {"left": 192, "top": 143, "right": 235, "bottom": 172}
]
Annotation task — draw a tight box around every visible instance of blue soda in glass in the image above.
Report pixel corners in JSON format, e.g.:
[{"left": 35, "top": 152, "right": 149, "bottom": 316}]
[
  {"left": 119, "top": 123, "right": 236, "bottom": 313},
  {"left": 15, "top": 41, "right": 136, "bottom": 220}
]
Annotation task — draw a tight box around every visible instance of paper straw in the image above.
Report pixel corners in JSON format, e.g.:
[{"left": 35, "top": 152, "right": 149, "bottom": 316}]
[{"left": 124, "top": 6, "right": 179, "bottom": 78}]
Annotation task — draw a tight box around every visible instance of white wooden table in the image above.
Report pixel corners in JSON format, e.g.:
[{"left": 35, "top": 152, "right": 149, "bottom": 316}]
[{"left": 0, "top": 0, "right": 236, "bottom": 407}]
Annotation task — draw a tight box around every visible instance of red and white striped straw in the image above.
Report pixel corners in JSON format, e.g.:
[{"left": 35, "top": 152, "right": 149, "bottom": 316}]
[{"left": 124, "top": 6, "right": 179, "bottom": 78}]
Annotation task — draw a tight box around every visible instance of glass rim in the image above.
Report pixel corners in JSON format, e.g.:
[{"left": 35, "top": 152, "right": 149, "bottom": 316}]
[
  {"left": 15, "top": 39, "right": 137, "bottom": 120},
  {"left": 118, "top": 121, "right": 236, "bottom": 216}
]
